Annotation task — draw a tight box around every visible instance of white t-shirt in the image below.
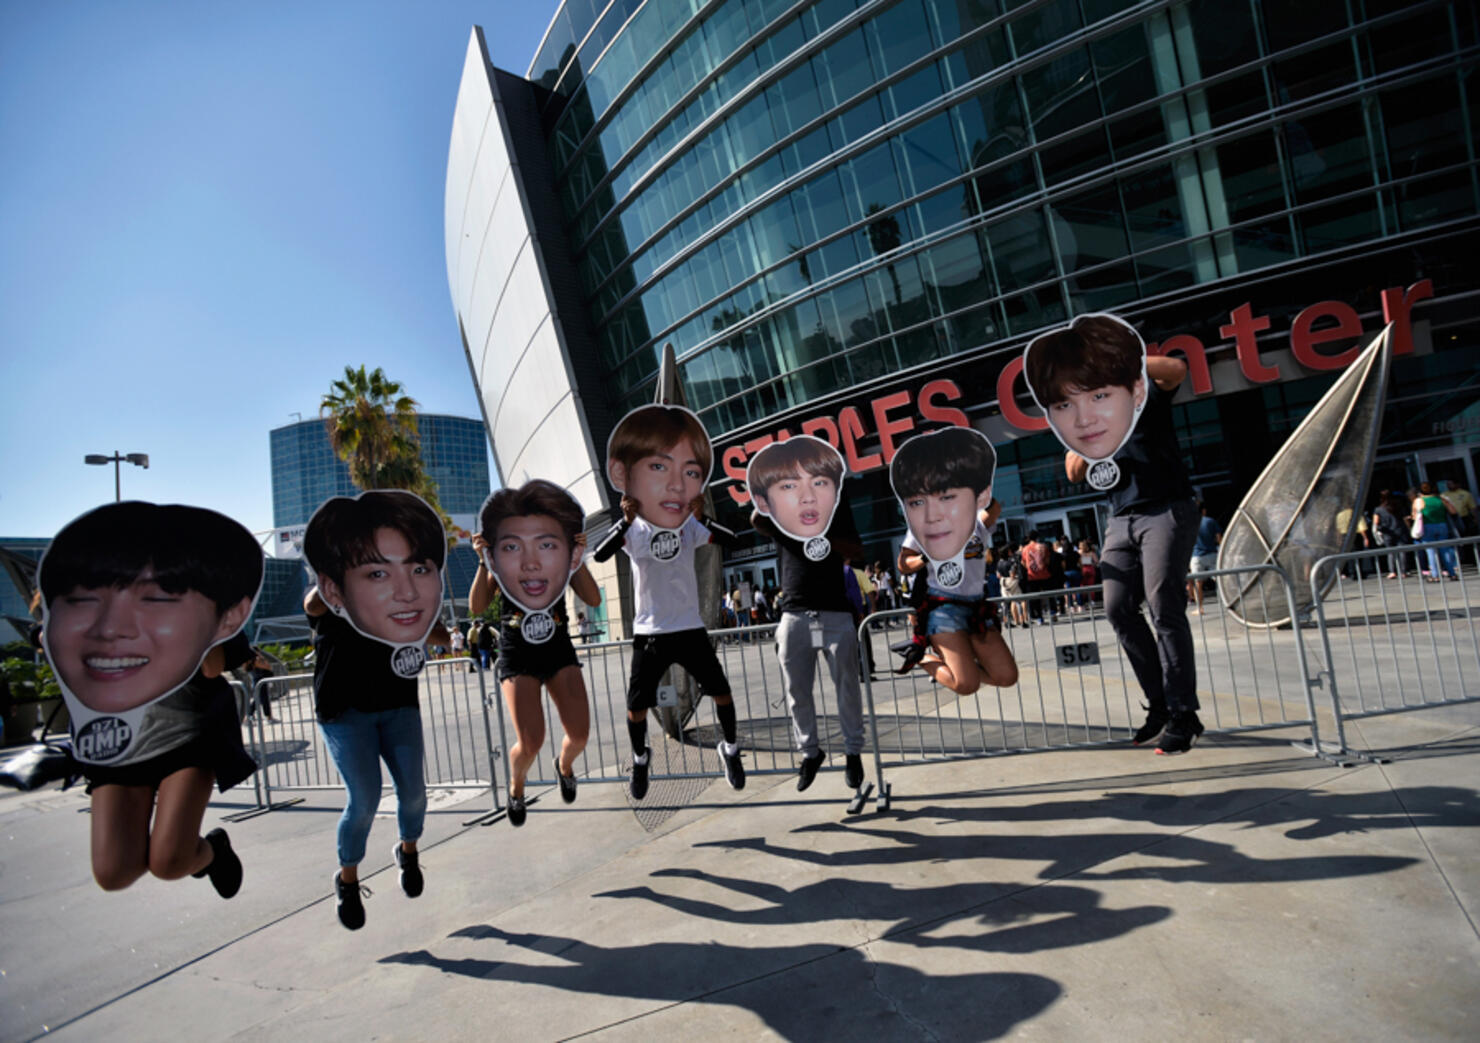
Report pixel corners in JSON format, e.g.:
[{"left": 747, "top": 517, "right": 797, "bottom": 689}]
[
  {"left": 624, "top": 514, "right": 711, "bottom": 634},
  {"left": 903, "top": 518, "right": 991, "bottom": 599}
]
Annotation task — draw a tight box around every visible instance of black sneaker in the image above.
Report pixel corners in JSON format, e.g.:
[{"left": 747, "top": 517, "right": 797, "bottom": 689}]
[
  {"left": 718, "top": 741, "right": 745, "bottom": 791},
  {"left": 630, "top": 748, "right": 650, "bottom": 801},
  {"left": 558, "top": 769, "right": 578, "bottom": 804},
  {"left": 845, "top": 754, "right": 864, "bottom": 789},
  {"left": 1132, "top": 704, "right": 1170, "bottom": 746},
  {"left": 891, "top": 637, "right": 928, "bottom": 674},
  {"left": 1155, "top": 712, "right": 1205, "bottom": 755},
  {"left": 797, "top": 750, "right": 825, "bottom": 792},
  {"left": 334, "top": 872, "right": 368, "bottom": 930},
  {"left": 507, "top": 795, "right": 527, "bottom": 827},
  {"left": 394, "top": 843, "right": 423, "bottom": 898},
  {"left": 192, "top": 828, "right": 242, "bottom": 899}
]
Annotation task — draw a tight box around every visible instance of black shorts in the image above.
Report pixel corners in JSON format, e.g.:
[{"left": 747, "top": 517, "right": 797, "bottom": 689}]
[
  {"left": 496, "top": 625, "right": 580, "bottom": 684},
  {"left": 625, "top": 628, "right": 731, "bottom": 712},
  {"left": 83, "top": 723, "right": 256, "bottom": 795}
]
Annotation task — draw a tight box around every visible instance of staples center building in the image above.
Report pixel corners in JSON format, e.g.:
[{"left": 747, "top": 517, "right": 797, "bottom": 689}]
[{"left": 446, "top": 0, "right": 1478, "bottom": 620}]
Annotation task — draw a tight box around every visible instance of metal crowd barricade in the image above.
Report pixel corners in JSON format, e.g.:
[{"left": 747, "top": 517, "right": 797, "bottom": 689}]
[
  {"left": 858, "top": 562, "right": 1329, "bottom": 807},
  {"left": 1308, "top": 535, "right": 1480, "bottom": 757},
  {"left": 505, "top": 623, "right": 860, "bottom": 796},
  {"left": 241, "top": 656, "right": 502, "bottom": 823}
]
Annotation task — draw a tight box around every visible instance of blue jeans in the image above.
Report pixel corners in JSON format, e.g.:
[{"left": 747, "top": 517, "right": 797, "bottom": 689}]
[
  {"left": 319, "top": 706, "right": 426, "bottom": 867},
  {"left": 1101, "top": 498, "right": 1202, "bottom": 715},
  {"left": 1419, "top": 520, "right": 1460, "bottom": 577}
]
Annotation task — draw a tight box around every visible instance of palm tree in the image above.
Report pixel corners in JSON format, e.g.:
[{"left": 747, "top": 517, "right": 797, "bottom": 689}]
[{"left": 320, "top": 365, "right": 422, "bottom": 491}]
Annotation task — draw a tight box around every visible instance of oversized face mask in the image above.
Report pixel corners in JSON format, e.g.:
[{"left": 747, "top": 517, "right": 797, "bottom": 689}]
[
  {"left": 1023, "top": 312, "right": 1149, "bottom": 490},
  {"left": 606, "top": 405, "right": 713, "bottom": 531},
  {"left": 478, "top": 482, "right": 586, "bottom": 642},
  {"left": 747, "top": 436, "right": 845, "bottom": 540},
  {"left": 890, "top": 427, "right": 997, "bottom": 590},
  {"left": 304, "top": 490, "right": 445, "bottom": 676},
  {"left": 39, "top": 502, "right": 262, "bottom": 764}
]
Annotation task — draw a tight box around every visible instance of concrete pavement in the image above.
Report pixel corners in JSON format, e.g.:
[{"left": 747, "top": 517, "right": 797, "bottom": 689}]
[{"left": 2, "top": 698, "right": 1477, "bottom": 1041}]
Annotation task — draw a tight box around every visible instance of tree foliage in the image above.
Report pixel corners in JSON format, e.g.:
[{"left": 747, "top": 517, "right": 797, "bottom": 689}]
[{"left": 320, "top": 365, "right": 454, "bottom": 539}]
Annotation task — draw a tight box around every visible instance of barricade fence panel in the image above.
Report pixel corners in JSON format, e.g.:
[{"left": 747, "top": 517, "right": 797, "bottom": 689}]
[
  {"left": 246, "top": 658, "right": 498, "bottom": 813},
  {"left": 1309, "top": 536, "right": 1480, "bottom": 740},
  {"left": 859, "top": 563, "right": 1321, "bottom": 773},
  {"left": 507, "top": 622, "right": 878, "bottom": 792}
]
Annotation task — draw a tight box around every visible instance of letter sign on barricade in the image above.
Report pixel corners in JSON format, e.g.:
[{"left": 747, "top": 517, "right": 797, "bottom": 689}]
[{"left": 1056, "top": 642, "right": 1100, "bottom": 667}]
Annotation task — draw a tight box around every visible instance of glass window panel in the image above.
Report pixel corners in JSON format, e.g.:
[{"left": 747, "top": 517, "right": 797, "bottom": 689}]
[
  {"left": 1185, "top": 0, "right": 1259, "bottom": 78},
  {"left": 1133, "top": 243, "right": 1198, "bottom": 296},
  {"left": 1091, "top": 25, "right": 1157, "bottom": 113},
  {"left": 1050, "top": 186, "right": 1128, "bottom": 273},
  {"left": 1215, "top": 129, "right": 1285, "bottom": 225},
  {"left": 867, "top": 0, "right": 933, "bottom": 79},
  {"left": 896, "top": 112, "right": 962, "bottom": 197},
  {"left": 838, "top": 92, "right": 886, "bottom": 146},
  {"left": 886, "top": 60, "right": 946, "bottom": 121},
  {"left": 1068, "top": 262, "right": 1137, "bottom": 314},
  {"left": 1379, "top": 79, "right": 1467, "bottom": 180},
  {"left": 816, "top": 228, "right": 862, "bottom": 278},
  {"left": 1021, "top": 48, "right": 1098, "bottom": 140},
  {"left": 848, "top": 142, "right": 903, "bottom": 221},
  {"left": 1270, "top": 42, "right": 1357, "bottom": 104},
  {"left": 850, "top": 339, "right": 905, "bottom": 385},
  {"left": 1038, "top": 127, "right": 1111, "bottom": 187},
  {"left": 1199, "top": 71, "right": 1265, "bottom": 128},
  {"left": 750, "top": 196, "right": 802, "bottom": 269},
  {"left": 1107, "top": 108, "right": 1165, "bottom": 162},
  {"left": 1396, "top": 169, "right": 1476, "bottom": 231},
  {"left": 945, "top": 297, "right": 1002, "bottom": 353},
  {"left": 1262, "top": 3, "right": 1350, "bottom": 53},
  {"left": 1119, "top": 163, "right": 1184, "bottom": 253},
  {"left": 1002, "top": 285, "right": 1066, "bottom": 335},
  {"left": 989, "top": 209, "right": 1055, "bottom": 291},
  {"left": 1007, "top": 0, "right": 1082, "bottom": 56},
  {"left": 1297, "top": 193, "right": 1380, "bottom": 251},
  {"left": 912, "top": 183, "right": 971, "bottom": 237},
  {"left": 1282, "top": 103, "right": 1371, "bottom": 204},
  {"left": 816, "top": 28, "right": 876, "bottom": 109},
  {"left": 1231, "top": 220, "right": 1297, "bottom": 270}
]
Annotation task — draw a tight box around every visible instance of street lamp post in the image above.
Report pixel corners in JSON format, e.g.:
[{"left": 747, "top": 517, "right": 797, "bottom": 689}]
[{"left": 84, "top": 452, "right": 149, "bottom": 501}]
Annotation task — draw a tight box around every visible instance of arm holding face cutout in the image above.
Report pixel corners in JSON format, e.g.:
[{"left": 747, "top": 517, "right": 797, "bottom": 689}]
[
  {"left": 569, "top": 533, "right": 600, "bottom": 606},
  {"left": 468, "top": 533, "right": 496, "bottom": 616}
]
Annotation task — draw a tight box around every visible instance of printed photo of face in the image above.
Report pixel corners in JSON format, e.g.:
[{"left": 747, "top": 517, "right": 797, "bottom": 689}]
[
  {"left": 1047, "top": 379, "right": 1147, "bottom": 461},
  {"left": 611, "top": 438, "right": 707, "bottom": 529},
  {"left": 755, "top": 471, "right": 839, "bottom": 539},
  {"left": 45, "top": 568, "right": 246, "bottom": 715},
  {"left": 491, "top": 514, "right": 581, "bottom": 612},
  {"left": 903, "top": 486, "right": 992, "bottom": 562},
  {"left": 322, "top": 527, "right": 443, "bottom": 645}
]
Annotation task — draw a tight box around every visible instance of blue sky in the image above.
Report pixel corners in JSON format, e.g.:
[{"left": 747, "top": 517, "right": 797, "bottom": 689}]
[{"left": 0, "top": 1, "right": 558, "bottom": 538}]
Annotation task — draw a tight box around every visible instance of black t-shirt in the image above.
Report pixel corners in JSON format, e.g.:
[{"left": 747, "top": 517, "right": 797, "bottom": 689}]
[
  {"left": 309, "top": 610, "right": 419, "bottom": 722},
  {"left": 755, "top": 506, "right": 860, "bottom": 615},
  {"left": 1107, "top": 381, "right": 1194, "bottom": 515}
]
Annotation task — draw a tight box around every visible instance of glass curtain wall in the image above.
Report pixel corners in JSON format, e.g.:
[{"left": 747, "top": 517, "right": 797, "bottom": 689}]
[{"left": 540, "top": 0, "right": 1478, "bottom": 437}]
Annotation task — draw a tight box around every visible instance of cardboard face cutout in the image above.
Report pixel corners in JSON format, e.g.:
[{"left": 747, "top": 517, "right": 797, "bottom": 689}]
[
  {"left": 1022, "top": 312, "right": 1149, "bottom": 491},
  {"left": 303, "top": 490, "right": 445, "bottom": 677},
  {"left": 889, "top": 427, "right": 997, "bottom": 590},
  {"left": 746, "top": 436, "right": 845, "bottom": 561},
  {"left": 478, "top": 481, "right": 585, "bottom": 645},
  {"left": 38, "top": 502, "right": 263, "bottom": 765},
  {"left": 606, "top": 404, "right": 713, "bottom": 538}
]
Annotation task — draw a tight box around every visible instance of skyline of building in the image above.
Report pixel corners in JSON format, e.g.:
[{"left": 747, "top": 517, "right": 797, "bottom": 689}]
[
  {"left": 449, "top": 0, "right": 1479, "bottom": 608},
  {"left": 270, "top": 413, "right": 493, "bottom": 529}
]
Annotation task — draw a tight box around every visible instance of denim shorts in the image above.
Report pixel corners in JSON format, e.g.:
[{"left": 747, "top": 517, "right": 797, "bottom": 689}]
[{"left": 925, "top": 599, "right": 977, "bottom": 635}]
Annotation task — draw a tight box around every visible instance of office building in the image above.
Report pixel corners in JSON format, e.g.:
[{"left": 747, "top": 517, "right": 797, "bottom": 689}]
[{"left": 447, "top": 0, "right": 1478, "bottom": 601}]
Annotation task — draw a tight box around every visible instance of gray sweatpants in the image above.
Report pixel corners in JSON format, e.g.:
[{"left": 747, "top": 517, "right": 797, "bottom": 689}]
[
  {"left": 1100, "top": 497, "right": 1202, "bottom": 715},
  {"left": 776, "top": 610, "right": 864, "bottom": 756}
]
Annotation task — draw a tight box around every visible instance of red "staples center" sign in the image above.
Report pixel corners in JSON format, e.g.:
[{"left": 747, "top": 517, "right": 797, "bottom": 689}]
[{"left": 718, "top": 280, "right": 1433, "bottom": 506}]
